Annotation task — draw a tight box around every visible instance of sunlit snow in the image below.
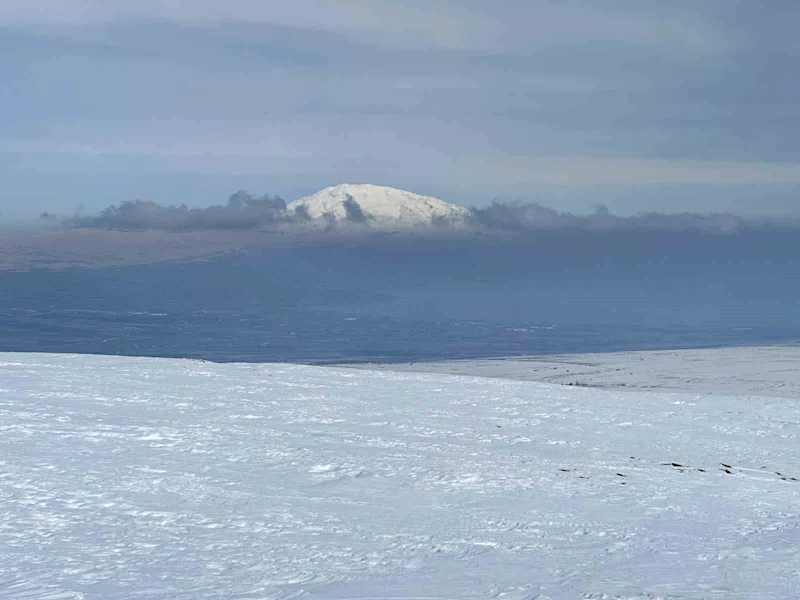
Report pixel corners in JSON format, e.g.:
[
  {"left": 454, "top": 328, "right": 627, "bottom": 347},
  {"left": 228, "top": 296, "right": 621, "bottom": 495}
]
[
  {"left": 1, "top": 352, "right": 799, "bottom": 599},
  {"left": 287, "top": 183, "right": 471, "bottom": 230}
]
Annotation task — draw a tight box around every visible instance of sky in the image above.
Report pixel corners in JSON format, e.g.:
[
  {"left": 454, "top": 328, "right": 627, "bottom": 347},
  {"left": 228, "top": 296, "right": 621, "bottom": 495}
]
[{"left": 2, "top": 1, "right": 800, "bottom": 221}]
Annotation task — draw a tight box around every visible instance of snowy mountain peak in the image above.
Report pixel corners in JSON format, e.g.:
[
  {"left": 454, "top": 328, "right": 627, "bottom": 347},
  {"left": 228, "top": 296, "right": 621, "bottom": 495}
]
[{"left": 287, "top": 184, "right": 471, "bottom": 230}]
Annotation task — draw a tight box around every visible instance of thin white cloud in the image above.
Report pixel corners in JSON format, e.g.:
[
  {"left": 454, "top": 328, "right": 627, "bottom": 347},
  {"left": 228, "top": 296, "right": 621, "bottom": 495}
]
[
  {"left": 0, "top": 0, "right": 725, "bottom": 53},
  {"left": 453, "top": 156, "right": 800, "bottom": 186},
  {"left": 0, "top": 138, "right": 311, "bottom": 160},
  {"left": 7, "top": 131, "right": 800, "bottom": 188},
  {"left": 0, "top": 0, "right": 482, "bottom": 49}
]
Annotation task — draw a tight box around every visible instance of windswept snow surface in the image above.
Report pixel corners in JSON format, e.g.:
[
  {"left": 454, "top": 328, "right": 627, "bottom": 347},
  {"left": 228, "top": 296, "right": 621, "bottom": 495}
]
[
  {"left": 2, "top": 353, "right": 800, "bottom": 599},
  {"left": 336, "top": 345, "right": 800, "bottom": 398}
]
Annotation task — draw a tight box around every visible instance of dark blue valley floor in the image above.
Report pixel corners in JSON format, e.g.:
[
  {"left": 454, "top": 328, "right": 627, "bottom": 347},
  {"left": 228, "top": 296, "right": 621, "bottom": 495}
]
[{"left": 3, "top": 237, "right": 800, "bottom": 363}]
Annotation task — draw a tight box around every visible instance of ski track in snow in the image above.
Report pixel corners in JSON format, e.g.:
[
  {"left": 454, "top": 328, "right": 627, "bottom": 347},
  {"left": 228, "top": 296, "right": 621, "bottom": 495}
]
[{"left": 1, "top": 352, "right": 799, "bottom": 599}]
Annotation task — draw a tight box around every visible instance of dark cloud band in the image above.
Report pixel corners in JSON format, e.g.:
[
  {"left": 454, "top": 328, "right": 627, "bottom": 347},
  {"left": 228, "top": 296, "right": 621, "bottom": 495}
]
[{"left": 48, "top": 192, "right": 786, "bottom": 237}]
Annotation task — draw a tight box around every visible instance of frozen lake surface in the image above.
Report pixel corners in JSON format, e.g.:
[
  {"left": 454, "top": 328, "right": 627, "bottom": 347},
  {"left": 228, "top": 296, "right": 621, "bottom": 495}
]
[{"left": 2, "top": 351, "right": 800, "bottom": 599}]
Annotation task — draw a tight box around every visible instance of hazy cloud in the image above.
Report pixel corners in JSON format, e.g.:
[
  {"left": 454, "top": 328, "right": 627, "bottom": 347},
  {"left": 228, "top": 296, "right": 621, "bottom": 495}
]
[
  {"left": 64, "top": 192, "right": 287, "bottom": 231},
  {"left": 50, "top": 192, "right": 783, "bottom": 239},
  {"left": 342, "top": 194, "right": 369, "bottom": 223},
  {"left": 471, "top": 201, "right": 746, "bottom": 235}
]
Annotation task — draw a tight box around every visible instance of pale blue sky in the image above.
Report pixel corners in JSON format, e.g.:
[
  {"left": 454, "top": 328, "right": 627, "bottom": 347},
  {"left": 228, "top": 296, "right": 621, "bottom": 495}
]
[{"left": 2, "top": 1, "right": 799, "bottom": 220}]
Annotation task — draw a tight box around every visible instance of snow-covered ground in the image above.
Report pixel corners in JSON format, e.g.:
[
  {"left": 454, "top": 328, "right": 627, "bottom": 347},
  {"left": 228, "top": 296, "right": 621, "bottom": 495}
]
[
  {"left": 2, "top": 351, "right": 800, "bottom": 599},
  {"left": 338, "top": 345, "right": 800, "bottom": 398}
]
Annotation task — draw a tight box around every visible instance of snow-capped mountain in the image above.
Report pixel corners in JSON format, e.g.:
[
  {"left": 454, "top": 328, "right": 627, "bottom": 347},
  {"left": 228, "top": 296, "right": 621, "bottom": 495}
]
[{"left": 287, "top": 184, "right": 471, "bottom": 231}]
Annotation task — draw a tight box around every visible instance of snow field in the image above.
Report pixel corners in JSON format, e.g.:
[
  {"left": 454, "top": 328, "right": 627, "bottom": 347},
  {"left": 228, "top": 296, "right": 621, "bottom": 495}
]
[{"left": 1, "top": 353, "right": 799, "bottom": 599}]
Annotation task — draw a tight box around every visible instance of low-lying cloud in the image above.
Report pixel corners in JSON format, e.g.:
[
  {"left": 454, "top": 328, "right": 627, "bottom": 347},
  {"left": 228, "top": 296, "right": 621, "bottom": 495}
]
[
  {"left": 61, "top": 192, "right": 289, "bottom": 232},
  {"left": 46, "top": 191, "right": 780, "bottom": 238},
  {"left": 10, "top": 190, "right": 800, "bottom": 273},
  {"left": 342, "top": 194, "right": 370, "bottom": 223},
  {"left": 471, "top": 201, "right": 747, "bottom": 235}
]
